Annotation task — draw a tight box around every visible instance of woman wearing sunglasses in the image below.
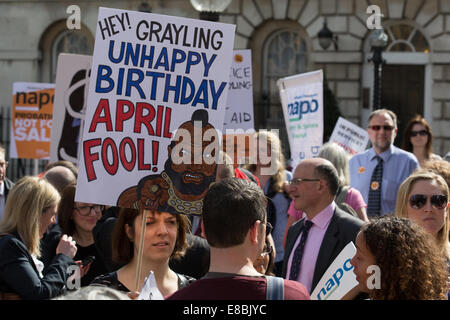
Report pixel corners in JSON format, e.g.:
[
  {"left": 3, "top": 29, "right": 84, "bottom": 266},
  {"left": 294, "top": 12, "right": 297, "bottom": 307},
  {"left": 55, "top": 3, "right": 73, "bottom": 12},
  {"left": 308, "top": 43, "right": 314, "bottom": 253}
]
[
  {"left": 395, "top": 171, "right": 449, "bottom": 263},
  {"left": 402, "top": 115, "right": 442, "bottom": 166},
  {"left": 41, "top": 182, "right": 108, "bottom": 287}
]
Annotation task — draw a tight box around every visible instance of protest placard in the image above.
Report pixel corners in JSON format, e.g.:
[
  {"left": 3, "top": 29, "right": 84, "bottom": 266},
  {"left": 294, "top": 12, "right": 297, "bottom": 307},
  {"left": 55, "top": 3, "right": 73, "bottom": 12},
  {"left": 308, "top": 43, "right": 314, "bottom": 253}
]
[
  {"left": 311, "top": 241, "right": 358, "bottom": 300},
  {"left": 75, "top": 7, "right": 235, "bottom": 215},
  {"left": 277, "top": 70, "right": 323, "bottom": 168},
  {"left": 329, "top": 117, "right": 369, "bottom": 155},
  {"left": 223, "top": 49, "right": 254, "bottom": 131},
  {"left": 50, "top": 53, "right": 92, "bottom": 164},
  {"left": 10, "top": 82, "right": 55, "bottom": 159},
  {"left": 223, "top": 49, "right": 255, "bottom": 167}
]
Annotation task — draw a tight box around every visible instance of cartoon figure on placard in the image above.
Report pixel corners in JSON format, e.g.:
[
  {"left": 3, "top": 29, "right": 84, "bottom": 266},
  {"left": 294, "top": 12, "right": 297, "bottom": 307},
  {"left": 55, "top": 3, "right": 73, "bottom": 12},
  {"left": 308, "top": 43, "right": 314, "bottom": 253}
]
[{"left": 117, "top": 109, "right": 218, "bottom": 215}]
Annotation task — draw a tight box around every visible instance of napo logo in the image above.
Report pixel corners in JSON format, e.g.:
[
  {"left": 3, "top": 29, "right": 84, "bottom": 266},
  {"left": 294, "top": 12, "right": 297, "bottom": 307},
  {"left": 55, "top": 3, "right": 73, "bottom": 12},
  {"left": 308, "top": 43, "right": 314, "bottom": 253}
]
[{"left": 287, "top": 94, "right": 319, "bottom": 121}]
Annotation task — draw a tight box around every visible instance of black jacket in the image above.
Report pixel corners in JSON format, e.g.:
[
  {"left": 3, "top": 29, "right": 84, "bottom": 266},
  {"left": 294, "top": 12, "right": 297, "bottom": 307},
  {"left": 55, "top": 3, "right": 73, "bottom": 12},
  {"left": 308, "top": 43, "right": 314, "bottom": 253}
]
[
  {"left": 0, "top": 232, "right": 75, "bottom": 299},
  {"left": 282, "top": 206, "right": 363, "bottom": 294},
  {"left": 3, "top": 177, "right": 14, "bottom": 201}
]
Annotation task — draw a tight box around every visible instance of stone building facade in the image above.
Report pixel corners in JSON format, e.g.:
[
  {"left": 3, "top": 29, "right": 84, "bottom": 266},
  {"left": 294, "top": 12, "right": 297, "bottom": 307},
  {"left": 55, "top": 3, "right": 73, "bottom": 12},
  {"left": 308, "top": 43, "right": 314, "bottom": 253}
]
[{"left": 0, "top": 0, "right": 449, "bottom": 164}]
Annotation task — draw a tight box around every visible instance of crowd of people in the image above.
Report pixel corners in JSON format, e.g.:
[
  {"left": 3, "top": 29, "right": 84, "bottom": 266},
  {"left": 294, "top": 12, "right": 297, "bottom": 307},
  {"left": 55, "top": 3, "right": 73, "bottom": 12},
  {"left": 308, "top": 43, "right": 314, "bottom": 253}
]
[{"left": 0, "top": 108, "right": 449, "bottom": 300}]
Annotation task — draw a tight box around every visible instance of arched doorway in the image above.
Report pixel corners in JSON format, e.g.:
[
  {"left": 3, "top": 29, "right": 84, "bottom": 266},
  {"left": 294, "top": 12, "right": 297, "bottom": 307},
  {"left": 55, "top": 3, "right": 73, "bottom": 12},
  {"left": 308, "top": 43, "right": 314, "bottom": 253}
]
[{"left": 250, "top": 21, "right": 312, "bottom": 159}]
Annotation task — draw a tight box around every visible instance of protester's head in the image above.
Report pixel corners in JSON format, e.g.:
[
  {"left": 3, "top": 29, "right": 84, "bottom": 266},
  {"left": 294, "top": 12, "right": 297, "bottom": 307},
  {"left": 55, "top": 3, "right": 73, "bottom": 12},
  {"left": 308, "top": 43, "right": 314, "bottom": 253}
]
[
  {"left": 350, "top": 216, "right": 448, "bottom": 300},
  {"left": 367, "top": 108, "right": 398, "bottom": 154},
  {"left": 0, "top": 176, "right": 60, "bottom": 257},
  {"left": 203, "top": 178, "right": 267, "bottom": 249},
  {"left": 44, "top": 166, "right": 77, "bottom": 194},
  {"left": 288, "top": 158, "right": 339, "bottom": 216},
  {"left": 216, "top": 151, "right": 234, "bottom": 181},
  {"left": 0, "top": 143, "right": 7, "bottom": 183},
  {"left": 57, "top": 182, "right": 103, "bottom": 237},
  {"left": 402, "top": 115, "right": 434, "bottom": 156},
  {"left": 45, "top": 160, "right": 78, "bottom": 179},
  {"left": 255, "top": 131, "right": 285, "bottom": 191},
  {"left": 112, "top": 208, "right": 190, "bottom": 264},
  {"left": 318, "top": 142, "right": 350, "bottom": 186},
  {"left": 421, "top": 159, "right": 450, "bottom": 188},
  {"left": 53, "top": 285, "right": 131, "bottom": 300},
  {"left": 395, "top": 170, "right": 449, "bottom": 259}
]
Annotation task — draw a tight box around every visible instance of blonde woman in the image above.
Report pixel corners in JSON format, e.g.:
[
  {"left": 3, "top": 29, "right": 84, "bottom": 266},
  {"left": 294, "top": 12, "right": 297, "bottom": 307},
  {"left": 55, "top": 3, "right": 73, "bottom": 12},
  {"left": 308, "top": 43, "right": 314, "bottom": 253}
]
[
  {"left": 251, "top": 131, "right": 292, "bottom": 276},
  {"left": 0, "top": 176, "right": 77, "bottom": 300},
  {"left": 395, "top": 170, "right": 450, "bottom": 260}
]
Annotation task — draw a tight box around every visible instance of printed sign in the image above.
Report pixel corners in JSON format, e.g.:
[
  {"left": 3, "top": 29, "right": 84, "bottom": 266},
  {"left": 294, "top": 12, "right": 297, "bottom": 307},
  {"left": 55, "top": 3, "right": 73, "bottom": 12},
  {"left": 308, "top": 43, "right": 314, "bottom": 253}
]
[
  {"left": 50, "top": 54, "right": 92, "bottom": 164},
  {"left": 10, "top": 82, "right": 55, "bottom": 159},
  {"left": 75, "top": 7, "right": 235, "bottom": 215},
  {"left": 329, "top": 117, "right": 369, "bottom": 155},
  {"left": 277, "top": 70, "right": 323, "bottom": 168},
  {"left": 311, "top": 241, "right": 358, "bottom": 300}
]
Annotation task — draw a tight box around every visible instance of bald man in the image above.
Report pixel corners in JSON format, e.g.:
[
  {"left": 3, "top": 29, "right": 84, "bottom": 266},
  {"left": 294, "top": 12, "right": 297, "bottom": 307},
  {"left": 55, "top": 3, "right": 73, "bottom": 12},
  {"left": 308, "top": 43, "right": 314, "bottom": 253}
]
[
  {"left": 282, "top": 158, "right": 363, "bottom": 295},
  {"left": 44, "top": 166, "right": 77, "bottom": 194}
]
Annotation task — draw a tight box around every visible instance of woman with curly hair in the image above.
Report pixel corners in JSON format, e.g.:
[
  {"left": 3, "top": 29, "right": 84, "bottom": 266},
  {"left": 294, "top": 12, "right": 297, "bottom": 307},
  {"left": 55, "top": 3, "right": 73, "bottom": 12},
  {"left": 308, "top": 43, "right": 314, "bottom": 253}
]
[
  {"left": 350, "top": 216, "right": 448, "bottom": 300},
  {"left": 395, "top": 170, "right": 449, "bottom": 260},
  {"left": 402, "top": 115, "right": 442, "bottom": 166}
]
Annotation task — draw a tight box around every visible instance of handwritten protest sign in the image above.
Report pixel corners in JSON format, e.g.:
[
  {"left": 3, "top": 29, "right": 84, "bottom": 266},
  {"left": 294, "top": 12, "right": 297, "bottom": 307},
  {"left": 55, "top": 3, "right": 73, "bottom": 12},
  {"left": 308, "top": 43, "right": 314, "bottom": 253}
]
[
  {"left": 50, "top": 54, "right": 92, "bottom": 164},
  {"left": 277, "top": 70, "right": 323, "bottom": 168},
  {"left": 223, "top": 50, "right": 255, "bottom": 167},
  {"left": 329, "top": 117, "right": 369, "bottom": 155},
  {"left": 75, "top": 8, "right": 235, "bottom": 215},
  {"left": 311, "top": 241, "right": 358, "bottom": 300},
  {"left": 10, "top": 82, "right": 55, "bottom": 159},
  {"left": 223, "top": 49, "right": 254, "bottom": 131}
]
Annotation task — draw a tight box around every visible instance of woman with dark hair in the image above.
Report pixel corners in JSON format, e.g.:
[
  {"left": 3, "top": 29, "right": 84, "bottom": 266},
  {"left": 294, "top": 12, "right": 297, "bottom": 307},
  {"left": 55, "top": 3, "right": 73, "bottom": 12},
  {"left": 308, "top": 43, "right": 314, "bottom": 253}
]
[
  {"left": 41, "top": 182, "right": 108, "bottom": 287},
  {"left": 350, "top": 216, "right": 448, "bottom": 300},
  {"left": 402, "top": 115, "right": 442, "bottom": 166},
  {"left": 92, "top": 208, "right": 194, "bottom": 297}
]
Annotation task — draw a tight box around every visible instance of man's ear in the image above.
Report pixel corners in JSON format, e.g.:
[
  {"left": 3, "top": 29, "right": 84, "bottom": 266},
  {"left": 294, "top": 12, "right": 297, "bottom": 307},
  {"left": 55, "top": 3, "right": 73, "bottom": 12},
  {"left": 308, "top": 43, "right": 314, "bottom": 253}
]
[{"left": 249, "top": 220, "right": 261, "bottom": 245}]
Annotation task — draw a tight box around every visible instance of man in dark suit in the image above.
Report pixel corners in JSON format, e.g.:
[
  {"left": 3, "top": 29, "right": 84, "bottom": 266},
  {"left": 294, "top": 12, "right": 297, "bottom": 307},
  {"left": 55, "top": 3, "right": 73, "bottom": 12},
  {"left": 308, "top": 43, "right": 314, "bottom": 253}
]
[
  {"left": 0, "top": 144, "right": 14, "bottom": 219},
  {"left": 282, "top": 158, "right": 363, "bottom": 295}
]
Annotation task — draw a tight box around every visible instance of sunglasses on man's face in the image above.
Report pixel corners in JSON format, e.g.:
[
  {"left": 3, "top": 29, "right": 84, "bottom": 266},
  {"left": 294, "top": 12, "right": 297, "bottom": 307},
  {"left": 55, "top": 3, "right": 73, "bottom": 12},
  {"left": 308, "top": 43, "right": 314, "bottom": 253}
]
[
  {"left": 410, "top": 130, "right": 428, "bottom": 137},
  {"left": 368, "top": 125, "right": 394, "bottom": 131},
  {"left": 408, "top": 194, "right": 448, "bottom": 210}
]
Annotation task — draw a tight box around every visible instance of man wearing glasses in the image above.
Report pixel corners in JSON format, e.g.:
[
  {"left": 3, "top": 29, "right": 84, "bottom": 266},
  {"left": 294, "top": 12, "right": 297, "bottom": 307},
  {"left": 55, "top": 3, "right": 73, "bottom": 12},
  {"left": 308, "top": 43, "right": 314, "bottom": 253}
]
[
  {"left": 349, "top": 109, "right": 419, "bottom": 216},
  {"left": 283, "top": 158, "right": 363, "bottom": 296},
  {"left": 167, "top": 178, "right": 310, "bottom": 300},
  {"left": 0, "top": 144, "right": 14, "bottom": 219}
]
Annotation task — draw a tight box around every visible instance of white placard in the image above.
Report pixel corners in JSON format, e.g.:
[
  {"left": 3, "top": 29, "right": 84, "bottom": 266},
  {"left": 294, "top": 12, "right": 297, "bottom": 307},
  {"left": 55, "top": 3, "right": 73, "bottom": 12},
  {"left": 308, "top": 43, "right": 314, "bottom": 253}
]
[
  {"left": 50, "top": 53, "right": 92, "bottom": 164},
  {"left": 137, "top": 271, "right": 164, "bottom": 300},
  {"left": 277, "top": 70, "right": 323, "bottom": 168},
  {"left": 223, "top": 49, "right": 254, "bottom": 131},
  {"left": 311, "top": 241, "right": 358, "bottom": 300},
  {"left": 329, "top": 117, "right": 369, "bottom": 155},
  {"left": 75, "top": 7, "right": 235, "bottom": 214}
]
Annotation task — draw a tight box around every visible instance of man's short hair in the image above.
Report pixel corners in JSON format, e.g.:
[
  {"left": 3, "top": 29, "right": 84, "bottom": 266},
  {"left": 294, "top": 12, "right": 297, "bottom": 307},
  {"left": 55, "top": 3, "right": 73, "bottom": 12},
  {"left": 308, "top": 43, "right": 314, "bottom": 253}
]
[
  {"left": 202, "top": 178, "right": 266, "bottom": 248},
  {"left": 368, "top": 108, "right": 398, "bottom": 129},
  {"left": 314, "top": 162, "right": 340, "bottom": 196}
]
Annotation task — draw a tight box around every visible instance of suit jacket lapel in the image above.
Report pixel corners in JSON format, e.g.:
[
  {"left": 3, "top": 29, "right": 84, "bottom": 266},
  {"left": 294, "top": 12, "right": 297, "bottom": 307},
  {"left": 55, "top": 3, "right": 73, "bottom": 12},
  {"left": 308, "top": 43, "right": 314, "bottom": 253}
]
[{"left": 311, "top": 210, "right": 339, "bottom": 292}]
